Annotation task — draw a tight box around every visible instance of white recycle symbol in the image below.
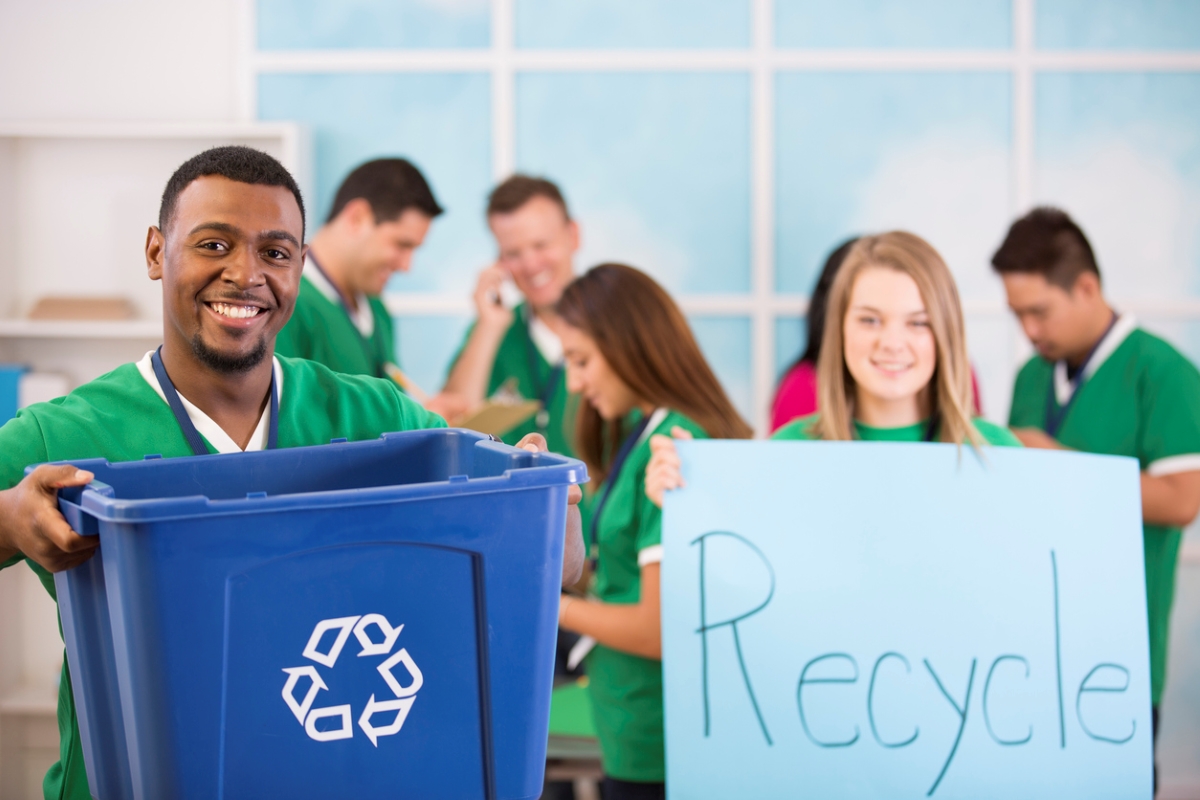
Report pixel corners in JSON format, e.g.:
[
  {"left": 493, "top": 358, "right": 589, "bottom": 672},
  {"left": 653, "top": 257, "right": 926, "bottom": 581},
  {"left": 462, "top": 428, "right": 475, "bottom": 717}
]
[{"left": 281, "top": 613, "right": 423, "bottom": 746}]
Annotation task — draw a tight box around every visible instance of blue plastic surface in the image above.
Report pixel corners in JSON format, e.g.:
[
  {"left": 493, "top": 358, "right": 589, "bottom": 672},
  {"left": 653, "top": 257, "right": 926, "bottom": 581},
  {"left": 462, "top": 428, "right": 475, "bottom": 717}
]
[
  {"left": 0, "top": 364, "right": 26, "bottom": 425},
  {"left": 48, "top": 429, "right": 586, "bottom": 800}
]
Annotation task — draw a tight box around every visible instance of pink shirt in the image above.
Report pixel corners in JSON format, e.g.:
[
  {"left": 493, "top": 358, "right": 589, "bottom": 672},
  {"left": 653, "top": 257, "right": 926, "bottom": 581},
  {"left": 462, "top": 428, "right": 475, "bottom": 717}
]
[
  {"left": 769, "top": 360, "right": 984, "bottom": 433},
  {"left": 770, "top": 361, "right": 819, "bottom": 432}
]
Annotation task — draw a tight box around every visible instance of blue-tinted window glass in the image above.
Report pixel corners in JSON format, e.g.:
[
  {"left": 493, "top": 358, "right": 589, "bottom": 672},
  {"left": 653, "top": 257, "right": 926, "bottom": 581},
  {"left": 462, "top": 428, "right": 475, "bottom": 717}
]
[
  {"left": 258, "top": 0, "right": 490, "bottom": 50},
  {"left": 258, "top": 72, "right": 493, "bottom": 294},
  {"left": 1036, "top": 72, "right": 1200, "bottom": 299},
  {"left": 774, "top": 316, "right": 805, "bottom": 377},
  {"left": 1037, "top": 0, "right": 1200, "bottom": 50},
  {"left": 775, "top": 0, "right": 1011, "bottom": 49},
  {"left": 515, "top": 0, "right": 750, "bottom": 49},
  {"left": 394, "top": 314, "right": 473, "bottom": 392},
  {"left": 691, "top": 316, "right": 753, "bottom": 423},
  {"left": 1140, "top": 320, "right": 1200, "bottom": 372},
  {"left": 517, "top": 72, "right": 751, "bottom": 294},
  {"left": 775, "top": 71, "right": 1011, "bottom": 300}
]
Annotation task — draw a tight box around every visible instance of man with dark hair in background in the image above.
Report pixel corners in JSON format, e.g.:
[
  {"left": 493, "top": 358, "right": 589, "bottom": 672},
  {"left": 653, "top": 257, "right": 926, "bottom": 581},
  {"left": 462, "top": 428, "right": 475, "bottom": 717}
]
[
  {"left": 995, "top": 206, "right": 1200, "bottom": 786},
  {"left": 276, "top": 158, "right": 462, "bottom": 418},
  {"left": 0, "top": 146, "right": 583, "bottom": 800},
  {"left": 442, "top": 175, "right": 581, "bottom": 458}
]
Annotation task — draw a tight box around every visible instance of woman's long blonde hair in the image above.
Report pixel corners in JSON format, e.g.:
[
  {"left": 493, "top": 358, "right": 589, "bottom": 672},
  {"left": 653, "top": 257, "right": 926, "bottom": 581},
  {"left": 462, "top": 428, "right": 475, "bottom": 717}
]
[{"left": 811, "top": 231, "right": 982, "bottom": 446}]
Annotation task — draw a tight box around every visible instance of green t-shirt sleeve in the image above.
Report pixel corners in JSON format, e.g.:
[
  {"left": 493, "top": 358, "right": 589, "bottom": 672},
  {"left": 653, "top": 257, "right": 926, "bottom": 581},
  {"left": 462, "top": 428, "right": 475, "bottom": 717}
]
[
  {"left": 0, "top": 411, "right": 51, "bottom": 491},
  {"left": 1007, "top": 358, "right": 1046, "bottom": 429},
  {"left": 635, "top": 413, "right": 707, "bottom": 557},
  {"left": 973, "top": 418, "right": 1023, "bottom": 447},
  {"left": 1141, "top": 352, "right": 1200, "bottom": 472},
  {"left": 770, "top": 414, "right": 818, "bottom": 440},
  {"left": 0, "top": 411, "right": 51, "bottom": 572},
  {"left": 389, "top": 382, "right": 447, "bottom": 431},
  {"left": 634, "top": 484, "right": 663, "bottom": 556}
]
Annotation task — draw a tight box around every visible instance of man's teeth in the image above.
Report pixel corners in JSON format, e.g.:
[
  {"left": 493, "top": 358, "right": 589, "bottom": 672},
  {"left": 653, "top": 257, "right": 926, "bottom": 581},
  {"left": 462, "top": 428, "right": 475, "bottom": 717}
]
[
  {"left": 212, "top": 303, "right": 262, "bottom": 319},
  {"left": 530, "top": 271, "right": 551, "bottom": 288}
]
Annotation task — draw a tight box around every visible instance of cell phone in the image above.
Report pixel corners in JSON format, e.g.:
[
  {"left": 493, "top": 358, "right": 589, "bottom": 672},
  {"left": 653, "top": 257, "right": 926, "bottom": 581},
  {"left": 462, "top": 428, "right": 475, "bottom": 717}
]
[{"left": 496, "top": 278, "right": 522, "bottom": 310}]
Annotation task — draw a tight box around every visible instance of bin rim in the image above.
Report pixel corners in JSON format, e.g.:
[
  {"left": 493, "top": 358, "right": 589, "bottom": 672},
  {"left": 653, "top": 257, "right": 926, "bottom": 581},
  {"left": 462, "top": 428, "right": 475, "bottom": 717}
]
[{"left": 32, "top": 428, "right": 588, "bottom": 526}]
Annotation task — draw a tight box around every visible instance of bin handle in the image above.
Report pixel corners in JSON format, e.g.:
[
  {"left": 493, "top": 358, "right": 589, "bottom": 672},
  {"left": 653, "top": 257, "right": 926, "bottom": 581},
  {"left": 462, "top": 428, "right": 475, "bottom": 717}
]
[{"left": 57, "top": 485, "right": 101, "bottom": 537}]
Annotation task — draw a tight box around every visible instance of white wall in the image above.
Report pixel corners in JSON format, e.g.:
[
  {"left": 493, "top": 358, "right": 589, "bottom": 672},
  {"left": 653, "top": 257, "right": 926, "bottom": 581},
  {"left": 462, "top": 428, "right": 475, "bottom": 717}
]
[
  {"left": 0, "top": 0, "right": 241, "bottom": 124},
  {"left": 0, "top": 4, "right": 243, "bottom": 797}
]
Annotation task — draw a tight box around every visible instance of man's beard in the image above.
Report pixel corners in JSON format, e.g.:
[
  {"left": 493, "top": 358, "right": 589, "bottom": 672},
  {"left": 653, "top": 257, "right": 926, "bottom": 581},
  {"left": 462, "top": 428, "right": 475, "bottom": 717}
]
[{"left": 190, "top": 332, "right": 269, "bottom": 374}]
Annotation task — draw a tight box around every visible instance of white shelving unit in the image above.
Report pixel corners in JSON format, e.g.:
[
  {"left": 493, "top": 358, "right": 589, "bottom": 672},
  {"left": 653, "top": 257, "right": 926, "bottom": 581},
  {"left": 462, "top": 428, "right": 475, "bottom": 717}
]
[
  {"left": 0, "top": 121, "right": 307, "bottom": 797},
  {"left": 0, "top": 121, "right": 306, "bottom": 387}
]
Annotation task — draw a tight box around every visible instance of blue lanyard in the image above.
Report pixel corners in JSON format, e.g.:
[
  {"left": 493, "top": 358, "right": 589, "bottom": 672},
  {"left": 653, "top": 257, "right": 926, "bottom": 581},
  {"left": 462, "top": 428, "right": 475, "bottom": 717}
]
[
  {"left": 1044, "top": 313, "right": 1118, "bottom": 438},
  {"left": 307, "top": 253, "right": 385, "bottom": 379},
  {"left": 588, "top": 413, "right": 655, "bottom": 569},
  {"left": 150, "top": 347, "right": 279, "bottom": 457},
  {"left": 922, "top": 414, "right": 939, "bottom": 443},
  {"left": 523, "top": 313, "right": 563, "bottom": 432}
]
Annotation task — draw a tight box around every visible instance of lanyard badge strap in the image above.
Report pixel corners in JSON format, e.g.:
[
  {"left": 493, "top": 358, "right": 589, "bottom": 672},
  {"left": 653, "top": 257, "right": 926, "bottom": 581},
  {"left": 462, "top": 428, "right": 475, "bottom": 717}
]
[
  {"left": 1044, "top": 312, "right": 1118, "bottom": 439},
  {"left": 151, "top": 346, "right": 279, "bottom": 456},
  {"left": 587, "top": 413, "right": 655, "bottom": 571}
]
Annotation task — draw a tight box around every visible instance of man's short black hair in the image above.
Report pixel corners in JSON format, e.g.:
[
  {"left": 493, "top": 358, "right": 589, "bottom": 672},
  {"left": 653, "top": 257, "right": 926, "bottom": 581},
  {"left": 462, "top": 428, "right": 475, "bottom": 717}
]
[
  {"left": 991, "top": 206, "right": 1099, "bottom": 290},
  {"left": 487, "top": 174, "right": 570, "bottom": 220},
  {"left": 326, "top": 158, "right": 443, "bottom": 225},
  {"left": 159, "top": 146, "right": 306, "bottom": 239}
]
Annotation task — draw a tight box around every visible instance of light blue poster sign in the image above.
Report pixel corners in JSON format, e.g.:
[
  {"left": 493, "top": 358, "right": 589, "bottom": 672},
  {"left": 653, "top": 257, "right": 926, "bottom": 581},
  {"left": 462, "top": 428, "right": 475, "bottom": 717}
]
[{"left": 662, "top": 441, "right": 1151, "bottom": 799}]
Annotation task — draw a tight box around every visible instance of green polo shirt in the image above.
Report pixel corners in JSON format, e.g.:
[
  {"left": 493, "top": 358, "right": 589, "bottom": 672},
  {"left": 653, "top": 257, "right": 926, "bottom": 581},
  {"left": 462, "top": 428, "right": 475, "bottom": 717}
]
[
  {"left": 0, "top": 354, "right": 444, "bottom": 800},
  {"left": 586, "top": 409, "right": 706, "bottom": 783},
  {"left": 772, "top": 413, "right": 1022, "bottom": 446},
  {"left": 1008, "top": 317, "right": 1200, "bottom": 706},
  {"left": 275, "top": 272, "right": 398, "bottom": 379},
  {"left": 453, "top": 304, "right": 575, "bottom": 458}
]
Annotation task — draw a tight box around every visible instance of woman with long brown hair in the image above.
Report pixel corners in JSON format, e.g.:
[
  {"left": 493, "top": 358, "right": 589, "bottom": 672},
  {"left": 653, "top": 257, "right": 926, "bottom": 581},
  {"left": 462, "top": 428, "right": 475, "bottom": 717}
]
[
  {"left": 554, "top": 263, "right": 751, "bottom": 800},
  {"left": 646, "top": 232, "right": 1018, "bottom": 506}
]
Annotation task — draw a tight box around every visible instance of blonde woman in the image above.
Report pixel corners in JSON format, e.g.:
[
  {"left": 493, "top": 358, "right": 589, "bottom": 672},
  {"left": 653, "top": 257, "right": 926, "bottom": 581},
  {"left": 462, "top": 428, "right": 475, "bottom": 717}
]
[{"left": 646, "top": 231, "right": 1018, "bottom": 506}]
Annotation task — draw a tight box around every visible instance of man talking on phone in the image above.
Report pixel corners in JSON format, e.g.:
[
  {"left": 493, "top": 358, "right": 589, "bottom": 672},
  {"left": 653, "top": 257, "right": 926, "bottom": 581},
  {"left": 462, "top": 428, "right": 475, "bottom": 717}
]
[{"left": 442, "top": 176, "right": 581, "bottom": 458}]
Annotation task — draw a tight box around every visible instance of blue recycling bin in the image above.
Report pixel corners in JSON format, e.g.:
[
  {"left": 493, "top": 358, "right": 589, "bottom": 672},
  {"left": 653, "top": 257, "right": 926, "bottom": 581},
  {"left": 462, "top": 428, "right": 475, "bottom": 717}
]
[
  {"left": 48, "top": 429, "right": 586, "bottom": 800},
  {"left": 0, "top": 364, "right": 26, "bottom": 424}
]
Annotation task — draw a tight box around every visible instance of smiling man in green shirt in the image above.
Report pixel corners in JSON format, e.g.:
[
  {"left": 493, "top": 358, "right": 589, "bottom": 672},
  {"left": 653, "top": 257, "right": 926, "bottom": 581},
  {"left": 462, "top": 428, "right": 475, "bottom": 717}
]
[
  {"left": 0, "top": 146, "right": 582, "bottom": 800},
  {"left": 994, "top": 207, "right": 1200, "bottom": 787},
  {"left": 442, "top": 175, "right": 581, "bottom": 458},
  {"left": 275, "top": 158, "right": 438, "bottom": 380}
]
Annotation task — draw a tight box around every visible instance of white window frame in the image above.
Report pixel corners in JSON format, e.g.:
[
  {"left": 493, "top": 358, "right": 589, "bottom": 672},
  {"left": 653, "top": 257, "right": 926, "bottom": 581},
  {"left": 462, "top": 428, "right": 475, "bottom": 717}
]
[{"left": 241, "top": 0, "right": 1200, "bottom": 435}]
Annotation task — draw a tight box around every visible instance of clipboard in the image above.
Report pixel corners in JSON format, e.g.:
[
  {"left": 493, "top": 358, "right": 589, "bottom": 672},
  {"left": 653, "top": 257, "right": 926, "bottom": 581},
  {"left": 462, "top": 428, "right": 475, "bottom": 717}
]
[
  {"left": 384, "top": 365, "right": 540, "bottom": 437},
  {"left": 455, "top": 399, "right": 541, "bottom": 437}
]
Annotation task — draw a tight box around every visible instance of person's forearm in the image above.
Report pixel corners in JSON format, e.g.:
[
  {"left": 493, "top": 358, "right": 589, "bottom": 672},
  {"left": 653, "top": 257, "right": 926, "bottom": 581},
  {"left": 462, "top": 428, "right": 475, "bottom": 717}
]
[
  {"left": 561, "top": 506, "right": 584, "bottom": 587},
  {"left": 0, "top": 487, "right": 19, "bottom": 562},
  {"left": 442, "top": 322, "right": 508, "bottom": 405},
  {"left": 1141, "top": 471, "right": 1200, "bottom": 528},
  {"left": 560, "top": 597, "right": 661, "bottom": 660}
]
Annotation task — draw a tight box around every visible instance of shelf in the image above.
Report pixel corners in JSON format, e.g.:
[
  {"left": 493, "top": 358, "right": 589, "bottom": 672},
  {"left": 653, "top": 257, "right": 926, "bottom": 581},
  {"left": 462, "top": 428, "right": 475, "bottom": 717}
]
[
  {"left": 0, "top": 685, "right": 57, "bottom": 716},
  {"left": 0, "top": 319, "right": 162, "bottom": 339}
]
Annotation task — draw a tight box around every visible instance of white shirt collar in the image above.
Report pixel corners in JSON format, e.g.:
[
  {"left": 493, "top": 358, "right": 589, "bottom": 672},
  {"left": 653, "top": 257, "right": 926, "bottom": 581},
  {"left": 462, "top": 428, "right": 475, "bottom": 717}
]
[
  {"left": 304, "top": 254, "right": 375, "bottom": 339},
  {"left": 524, "top": 307, "right": 564, "bottom": 366},
  {"left": 136, "top": 350, "right": 284, "bottom": 454},
  {"left": 639, "top": 408, "right": 670, "bottom": 447},
  {"left": 1053, "top": 313, "right": 1137, "bottom": 405}
]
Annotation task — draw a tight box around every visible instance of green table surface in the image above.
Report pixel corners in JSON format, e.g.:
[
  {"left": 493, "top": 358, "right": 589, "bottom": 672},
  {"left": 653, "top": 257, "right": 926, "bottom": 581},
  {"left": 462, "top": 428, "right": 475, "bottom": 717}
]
[{"left": 547, "top": 679, "right": 597, "bottom": 738}]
